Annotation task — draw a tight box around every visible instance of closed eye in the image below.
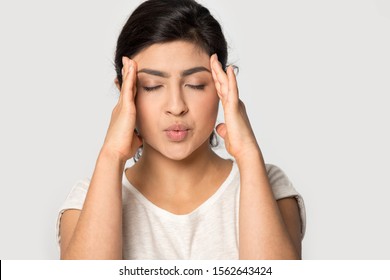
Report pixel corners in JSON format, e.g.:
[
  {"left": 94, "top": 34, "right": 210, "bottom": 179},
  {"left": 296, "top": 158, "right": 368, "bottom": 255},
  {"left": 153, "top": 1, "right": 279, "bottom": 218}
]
[
  {"left": 143, "top": 85, "right": 162, "bottom": 92},
  {"left": 187, "top": 84, "right": 205, "bottom": 90}
]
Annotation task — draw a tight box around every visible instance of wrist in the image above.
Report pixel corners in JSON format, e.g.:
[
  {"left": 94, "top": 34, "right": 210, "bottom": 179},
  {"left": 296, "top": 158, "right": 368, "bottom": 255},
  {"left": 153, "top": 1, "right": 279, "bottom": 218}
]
[
  {"left": 234, "top": 145, "right": 262, "bottom": 164},
  {"left": 98, "top": 146, "right": 128, "bottom": 167}
]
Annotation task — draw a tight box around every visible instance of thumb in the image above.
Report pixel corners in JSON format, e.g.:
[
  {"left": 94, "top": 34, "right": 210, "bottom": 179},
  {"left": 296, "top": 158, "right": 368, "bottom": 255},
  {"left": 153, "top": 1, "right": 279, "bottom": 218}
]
[{"left": 215, "top": 123, "right": 227, "bottom": 139}]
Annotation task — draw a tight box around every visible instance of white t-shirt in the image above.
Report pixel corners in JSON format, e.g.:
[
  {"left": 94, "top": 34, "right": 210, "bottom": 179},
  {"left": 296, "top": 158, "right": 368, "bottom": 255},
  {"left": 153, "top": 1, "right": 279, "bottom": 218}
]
[{"left": 56, "top": 161, "right": 306, "bottom": 259}]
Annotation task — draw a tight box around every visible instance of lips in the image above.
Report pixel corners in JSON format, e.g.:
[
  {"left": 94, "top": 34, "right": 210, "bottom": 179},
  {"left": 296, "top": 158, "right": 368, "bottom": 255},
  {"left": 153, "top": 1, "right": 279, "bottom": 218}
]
[{"left": 164, "top": 124, "right": 190, "bottom": 142}]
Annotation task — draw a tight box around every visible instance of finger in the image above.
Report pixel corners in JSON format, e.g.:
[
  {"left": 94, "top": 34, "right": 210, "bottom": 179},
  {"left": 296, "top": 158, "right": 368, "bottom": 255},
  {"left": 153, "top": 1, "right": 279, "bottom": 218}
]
[
  {"left": 210, "top": 55, "right": 221, "bottom": 94},
  {"left": 118, "top": 56, "right": 129, "bottom": 103},
  {"left": 211, "top": 55, "right": 229, "bottom": 98},
  {"left": 121, "top": 57, "right": 136, "bottom": 102},
  {"left": 215, "top": 123, "right": 227, "bottom": 139},
  {"left": 227, "top": 65, "right": 239, "bottom": 103},
  {"left": 212, "top": 57, "right": 228, "bottom": 96},
  {"left": 211, "top": 65, "right": 222, "bottom": 98},
  {"left": 131, "top": 60, "right": 138, "bottom": 100},
  {"left": 118, "top": 57, "right": 127, "bottom": 103}
]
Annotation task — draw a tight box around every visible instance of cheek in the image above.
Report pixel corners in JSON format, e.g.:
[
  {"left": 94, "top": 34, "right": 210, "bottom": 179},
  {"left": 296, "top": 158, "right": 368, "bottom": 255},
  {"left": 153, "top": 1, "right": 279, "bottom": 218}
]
[
  {"left": 205, "top": 99, "right": 219, "bottom": 117},
  {"left": 134, "top": 97, "right": 155, "bottom": 131},
  {"left": 197, "top": 91, "right": 219, "bottom": 113},
  {"left": 191, "top": 94, "right": 219, "bottom": 125}
]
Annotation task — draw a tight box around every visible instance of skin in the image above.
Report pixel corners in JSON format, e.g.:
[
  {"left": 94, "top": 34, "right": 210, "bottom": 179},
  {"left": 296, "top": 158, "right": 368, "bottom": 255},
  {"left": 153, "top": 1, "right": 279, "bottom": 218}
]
[{"left": 59, "top": 40, "right": 302, "bottom": 259}]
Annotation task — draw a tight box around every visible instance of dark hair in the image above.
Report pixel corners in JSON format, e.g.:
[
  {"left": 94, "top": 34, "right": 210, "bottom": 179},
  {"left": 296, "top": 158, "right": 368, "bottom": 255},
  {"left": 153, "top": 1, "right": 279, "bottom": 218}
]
[
  {"left": 114, "top": 0, "right": 228, "bottom": 86},
  {"left": 114, "top": 0, "right": 227, "bottom": 161}
]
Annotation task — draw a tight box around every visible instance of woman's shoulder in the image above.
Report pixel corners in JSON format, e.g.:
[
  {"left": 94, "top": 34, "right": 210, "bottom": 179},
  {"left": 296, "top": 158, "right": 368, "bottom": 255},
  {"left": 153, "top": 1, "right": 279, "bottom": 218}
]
[
  {"left": 264, "top": 163, "right": 299, "bottom": 198},
  {"left": 64, "top": 178, "right": 91, "bottom": 199},
  {"left": 232, "top": 161, "right": 300, "bottom": 199},
  {"left": 213, "top": 147, "right": 294, "bottom": 191},
  {"left": 264, "top": 163, "right": 292, "bottom": 186}
]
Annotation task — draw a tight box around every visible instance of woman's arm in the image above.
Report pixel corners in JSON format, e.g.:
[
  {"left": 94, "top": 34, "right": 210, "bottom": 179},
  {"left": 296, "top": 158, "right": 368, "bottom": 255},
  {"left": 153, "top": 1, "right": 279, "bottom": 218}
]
[
  {"left": 277, "top": 197, "right": 302, "bottom": 257},
  {"left": 60, "top": 58, "right": 141, "bottom": 259},
  {"left": 210, "top": 55, "right": 301, "bottom": 259},
  {"left": 236, "top": 150, "right": 301, "bottom": 259},
  {"left": 60, "top": 150, "right": 125, "bottom": 259}
]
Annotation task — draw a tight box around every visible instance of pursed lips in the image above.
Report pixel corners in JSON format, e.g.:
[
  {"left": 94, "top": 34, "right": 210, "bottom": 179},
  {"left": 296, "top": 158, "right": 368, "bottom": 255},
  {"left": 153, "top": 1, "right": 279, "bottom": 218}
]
[
  {"left": 164, "top": 124, "right": 191, "bottom": 141},
  {"left": 164, "top": 124, "right": 190, "bottom": 132}
]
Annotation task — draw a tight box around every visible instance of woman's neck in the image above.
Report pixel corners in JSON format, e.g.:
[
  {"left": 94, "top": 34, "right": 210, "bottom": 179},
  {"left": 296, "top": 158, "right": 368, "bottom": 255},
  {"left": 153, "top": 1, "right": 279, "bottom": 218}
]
[
  {"left": 137, "top": 142, "right": 220, "bottom": 189},
  {"left": 126, "top": 142, "right": 232, "bottom": 214}
]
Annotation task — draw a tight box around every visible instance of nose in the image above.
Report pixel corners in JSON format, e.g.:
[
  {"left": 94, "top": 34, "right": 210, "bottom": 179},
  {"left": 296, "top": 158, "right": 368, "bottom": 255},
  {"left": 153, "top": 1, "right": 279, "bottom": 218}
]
[{"left": 165, "top": 86, "right": 189, "bottom": 116}]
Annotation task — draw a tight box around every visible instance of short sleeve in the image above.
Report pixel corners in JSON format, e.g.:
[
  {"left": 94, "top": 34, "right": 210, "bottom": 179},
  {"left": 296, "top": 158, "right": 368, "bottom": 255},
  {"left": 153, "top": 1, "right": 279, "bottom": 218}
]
[
  {"left": 265, "top": 164, "right": 306, "bottom": 239},
  {"left": 55, "top": 179, "right": 91, "bottom": 250}
]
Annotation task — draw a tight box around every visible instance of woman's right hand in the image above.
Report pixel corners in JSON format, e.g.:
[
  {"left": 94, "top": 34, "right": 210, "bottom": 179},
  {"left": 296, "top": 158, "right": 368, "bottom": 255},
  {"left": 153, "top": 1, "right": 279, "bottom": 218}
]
[{"left": 101, "top": 57, "right": 142, "bottom": 162}]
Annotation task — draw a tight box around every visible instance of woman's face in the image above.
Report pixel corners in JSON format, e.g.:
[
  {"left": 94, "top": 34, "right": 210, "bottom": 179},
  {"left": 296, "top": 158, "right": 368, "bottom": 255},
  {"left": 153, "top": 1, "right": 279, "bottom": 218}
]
[{"left": 132, "top": 40, "right": 219, "bottom": 161}]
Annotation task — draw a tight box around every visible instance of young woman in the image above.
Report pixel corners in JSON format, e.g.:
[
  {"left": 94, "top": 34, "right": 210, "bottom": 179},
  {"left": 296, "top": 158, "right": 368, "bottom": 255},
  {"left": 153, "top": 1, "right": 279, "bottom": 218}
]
[{"left": 57, "top": 0, "right": 306, "bottom": 260}]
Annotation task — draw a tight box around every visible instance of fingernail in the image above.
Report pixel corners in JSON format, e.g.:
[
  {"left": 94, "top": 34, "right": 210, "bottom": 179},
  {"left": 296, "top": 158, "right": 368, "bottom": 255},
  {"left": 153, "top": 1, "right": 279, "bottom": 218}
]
[
  {"left": 215, "top": 53, "right": 218, "bottom": 60},
  {"left": 122, "top": 56, "right": 127, "bottom": 66}
]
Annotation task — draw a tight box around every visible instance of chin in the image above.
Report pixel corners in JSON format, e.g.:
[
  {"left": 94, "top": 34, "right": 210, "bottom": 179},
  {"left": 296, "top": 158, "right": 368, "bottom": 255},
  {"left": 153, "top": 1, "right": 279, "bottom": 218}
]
[
  {"left": 158, "top": 141, "right": 210, "bottom": 162},
  {"left": 161, "top": 146, "right": 196, "bottom": 161},
  {"left": 143, "top": 136, "right": 211, "bottom": 162}
]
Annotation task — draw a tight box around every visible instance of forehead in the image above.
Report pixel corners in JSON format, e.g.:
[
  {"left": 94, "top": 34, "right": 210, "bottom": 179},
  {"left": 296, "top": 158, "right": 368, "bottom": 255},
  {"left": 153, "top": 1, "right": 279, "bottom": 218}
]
[{"left": 132, "top": 41, "right": 210, "bottom": 71}]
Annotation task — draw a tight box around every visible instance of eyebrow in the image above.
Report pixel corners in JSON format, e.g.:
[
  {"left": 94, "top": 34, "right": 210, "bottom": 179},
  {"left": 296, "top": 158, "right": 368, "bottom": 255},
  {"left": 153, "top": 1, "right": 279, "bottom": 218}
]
[{"left": 137, "top": 66, "right": 210, "bottom": 78}]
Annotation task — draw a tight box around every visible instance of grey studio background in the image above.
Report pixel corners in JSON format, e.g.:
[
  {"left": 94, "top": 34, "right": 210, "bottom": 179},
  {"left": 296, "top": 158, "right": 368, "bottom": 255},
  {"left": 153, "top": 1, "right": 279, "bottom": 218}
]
[{"left": 0, "top": 0, "right": 389, "bottom": 259}]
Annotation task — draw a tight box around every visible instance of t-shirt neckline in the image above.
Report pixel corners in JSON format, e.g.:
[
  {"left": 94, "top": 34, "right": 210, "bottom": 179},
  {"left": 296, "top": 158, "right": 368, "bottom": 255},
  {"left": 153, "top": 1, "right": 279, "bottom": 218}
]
[{"left": 122, "top": 160, "right": 237, "bottom": 220}]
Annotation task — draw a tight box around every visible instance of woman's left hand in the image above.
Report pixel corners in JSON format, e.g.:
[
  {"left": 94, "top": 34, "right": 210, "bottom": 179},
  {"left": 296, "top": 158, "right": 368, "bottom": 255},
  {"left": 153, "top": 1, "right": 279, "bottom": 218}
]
[{"left": 210, "top": 54, "right": 260, "bottom": 161}]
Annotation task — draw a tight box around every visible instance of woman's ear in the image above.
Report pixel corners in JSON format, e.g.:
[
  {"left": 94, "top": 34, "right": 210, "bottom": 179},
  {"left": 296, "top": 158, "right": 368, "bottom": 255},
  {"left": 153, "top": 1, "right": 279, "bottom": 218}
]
[{"left": 114, "top": 78, "right": 121, "bottom": 91}]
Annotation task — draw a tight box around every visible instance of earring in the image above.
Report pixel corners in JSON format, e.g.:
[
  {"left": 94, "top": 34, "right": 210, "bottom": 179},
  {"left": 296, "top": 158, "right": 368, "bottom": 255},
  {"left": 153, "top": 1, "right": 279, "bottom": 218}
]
[
  {"left": 133, "top": 146, "right": 143, "bottom": 163},
  {"left": 210, "top": 130, "right": 218, "bottom": 147}
]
